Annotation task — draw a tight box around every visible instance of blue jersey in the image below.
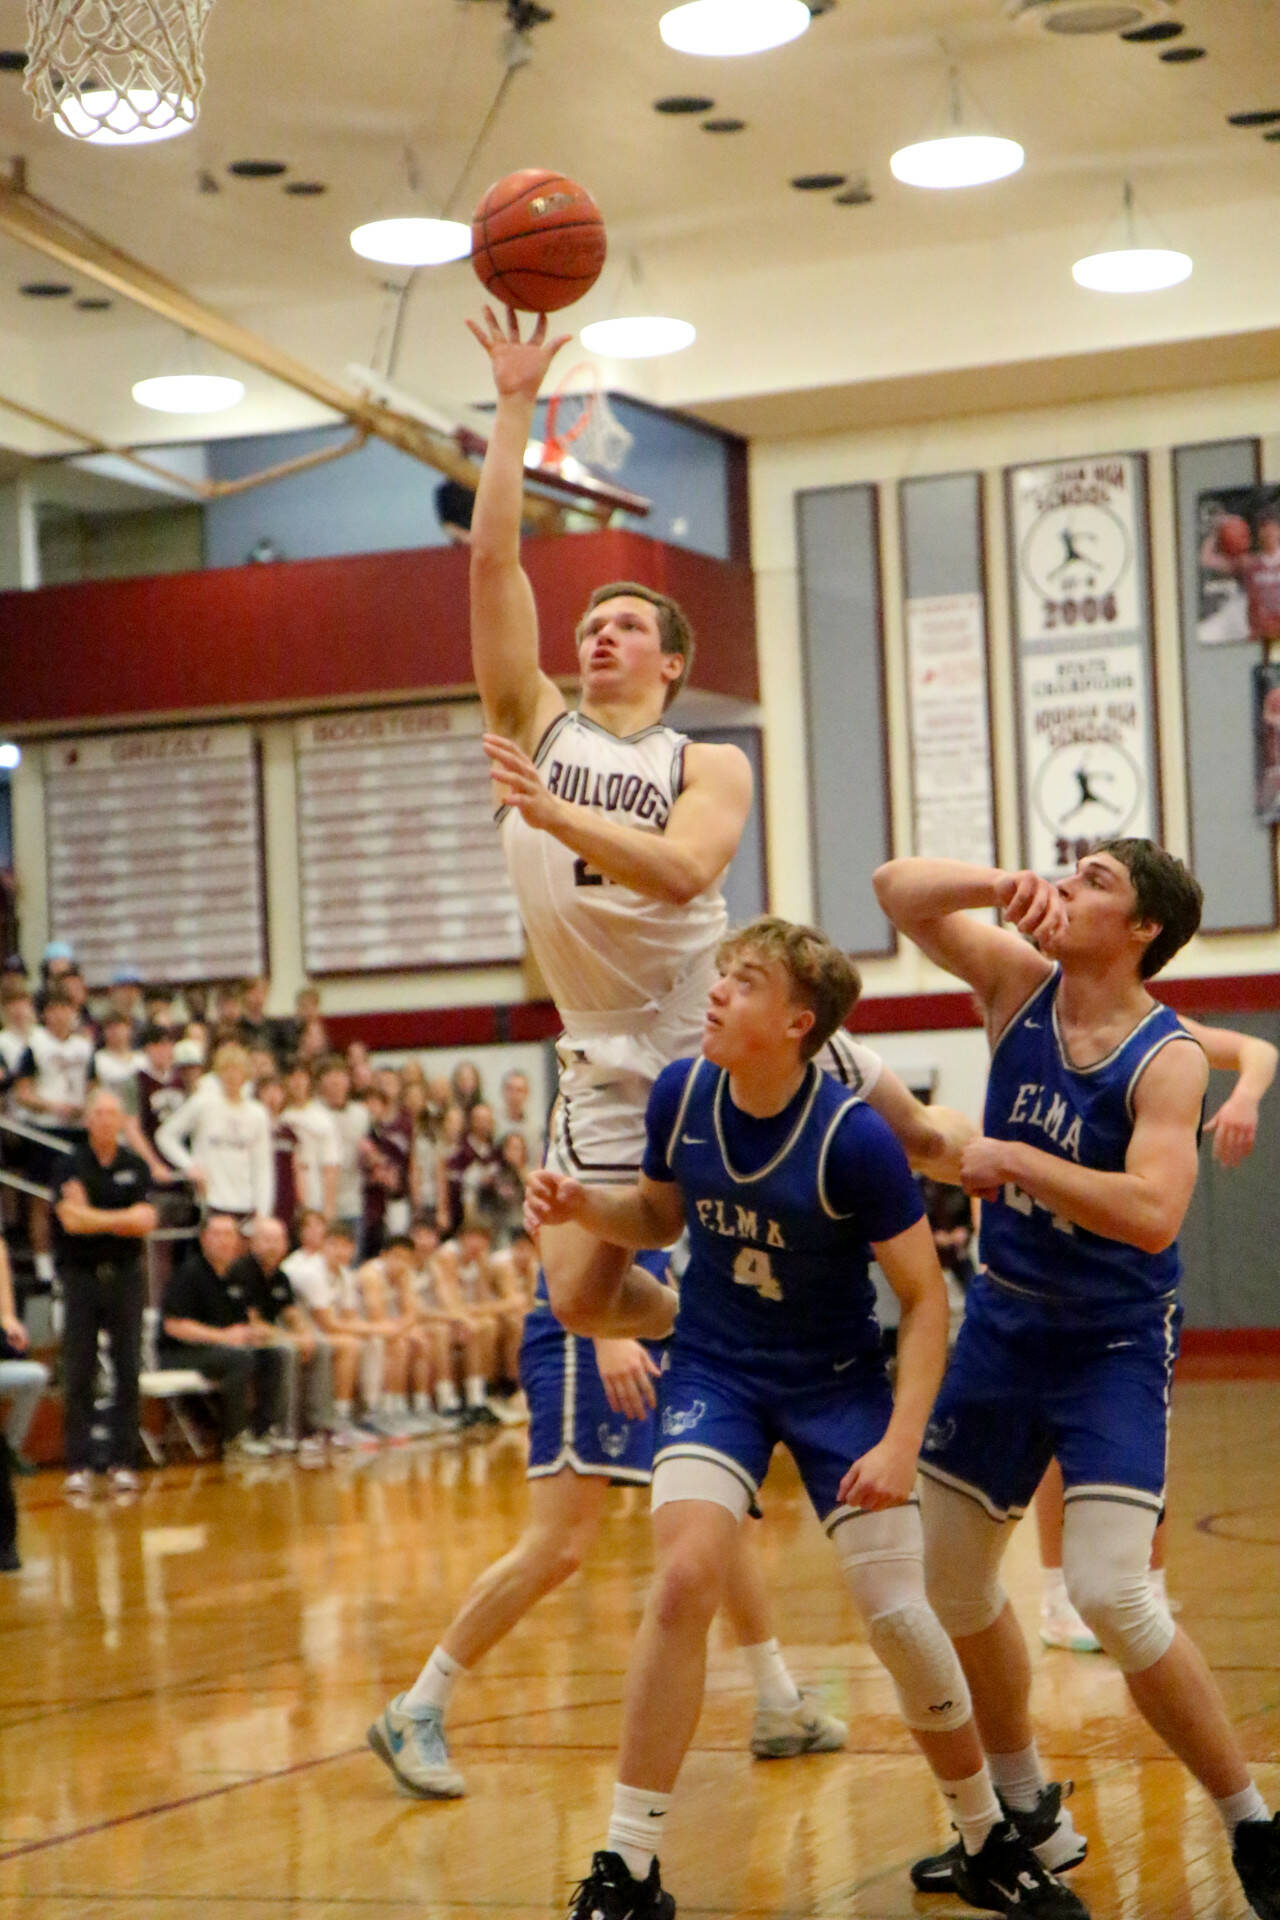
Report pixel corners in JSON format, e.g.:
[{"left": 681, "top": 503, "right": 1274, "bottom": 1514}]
[
  {"left": 643, "top": 1056, "right": 924, "bottom": 1384},
  {"left": 977, "top": 968, "right": 1201, "bottom": 1334}
]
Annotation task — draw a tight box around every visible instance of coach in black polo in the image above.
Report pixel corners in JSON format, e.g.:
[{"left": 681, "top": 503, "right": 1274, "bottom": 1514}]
[{"left": 55, "top": 1087, "right": 156, "bottom": 1496}]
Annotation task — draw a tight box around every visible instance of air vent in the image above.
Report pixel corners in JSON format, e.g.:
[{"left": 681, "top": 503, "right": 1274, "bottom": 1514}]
[{"left": 1006, "top": 0, "right": 1173, "bottom": 34}]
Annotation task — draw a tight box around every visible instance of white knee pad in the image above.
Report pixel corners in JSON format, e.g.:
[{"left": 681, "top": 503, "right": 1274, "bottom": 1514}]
[
  {"left": 919, "top": 1474, "right": 1009, "bottom": 1639},
  {"left": 834, "top": 1504, "right": 972, "bottom": 1733},
  {"left": 1062, "top": 1495, "right": 1173, "bottom": 1674}
]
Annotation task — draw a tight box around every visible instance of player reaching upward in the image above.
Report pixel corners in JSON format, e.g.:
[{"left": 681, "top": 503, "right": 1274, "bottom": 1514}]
[
  {"left": 527, "top": 918, "right": 1086, "bottom": 1920},
  {"left": 874, "top": 843, "right": 1280, "bottom": 1920}
]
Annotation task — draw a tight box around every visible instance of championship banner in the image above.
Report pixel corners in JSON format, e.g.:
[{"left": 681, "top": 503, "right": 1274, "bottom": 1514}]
[
  {"left": 904, "top": 592, "right": 995, "bottom": 865},
  {"left": 1008, "top": 454, "right": 1158, "bottom": 876}
]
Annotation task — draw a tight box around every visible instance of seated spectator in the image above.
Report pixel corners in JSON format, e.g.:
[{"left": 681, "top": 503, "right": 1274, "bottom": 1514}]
[
  {"left": 499, "top": 1067, "right": 545, "bottom": 1166},
  {"left": 408, "top": 1218, "right": 460, "bottom": 1425},
  {"left": 502, "top": 1225, "right": 539, "bottom": 1304},
  {"left": 424, "top": 1075, "right": 451, "bottom": 1132},
  {"left": 55, "top": 1088, "right": 156, "bottom": 1500},
  {"left": 13, "top": 988, "right": 94, "bottom": 1287},
  {"left": 433, "top": 1216, "right": 526, "bottom": 1428},
  {"left": 356, "top": 1235, "right": 437, "bottom": 1437},
  {"left": 228, "top": 1218, "right": 331, "bottom": 1459},
  {"left": 93, "top": 1009, "right": 142, "bottom": 1116},
  {"left": 301, "top": 1224, "right": 416, "bottom": 1440},
  {"left": 449, "top": 1058, "right": 483, "bottom": 1114},
  {"left": 282, "top": 1218, "right": 371, "bottom": 1450},
  {"left": 158, "top": 1212, "right": 287, "bottom": 1459},
  {"left": 0, "top": 1231, "right": 48, "bottom": 1477},
  {"left": 360, "top": 1084, "right": 412, "bottom": 1256},
  {"left": 157, "top": 1041, "right": 274, "bottom": 1226}
]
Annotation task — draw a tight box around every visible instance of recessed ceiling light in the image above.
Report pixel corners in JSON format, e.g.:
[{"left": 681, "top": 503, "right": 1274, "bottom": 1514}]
[
  {"left": 1266, "top": 131, "right": 1280, "bottom": 143},
  {"left": 1160, "top": 46, "right": 1205, "bottom": 61},
  {"left": 55, "top": 89, "right": 193, "bottom": 143},
  {"left": 285, "top": 181, "right": 327, "bottom": 196},
  {"left": 350, "top": 217, "right": 472, "bottom": 266},
  {"left": 20, "top": 281, "right": 73, "bottom": 297},
  {"left": 792, "top": 172, "right": 846, "bottom": 190},
  {"left": 654, "top": 95, "right": 715, "bottom": 114},
  {"left": 228, "top": 159, "right": 288, "bottom": 178},
  {"left": 76, "top": 298, "right": 112, "bottom": 311},
  {"left": 0, "top": 50, "right": 28, "bottom": 71},
  {"left": 1227, "top": 110, "right": 1280, "bottom": 127},
  {"left": 580, "top": 316, "right": 696, "bottom": 358},
  {"left": 891, "top": 134, "right": 1024, "bottom": 190},
  {"left": 835, "top": 180, "right": 874, "bottom": 205},
  {"left": 132, "top": 374, "right": 246, "bottom": 414},
  {"left": 659, "top": 1, "right": 811, "bottom": 58},
  {"left": 702, "top": 117, "right": 745, "bottom": 132},
  {"left": 1120, "top": 19, "right": 1182, "bottom": 39},
  {"left": 1073, "top": 247, "right": 1191, "bottom": 292}
]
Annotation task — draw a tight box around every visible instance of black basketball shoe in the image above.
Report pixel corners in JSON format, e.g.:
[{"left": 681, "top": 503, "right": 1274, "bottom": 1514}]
[
  {"left": 566, "top": 1852, "right": 675, "bottom": 1920},
  {"left": 1234, "top": 1812, "right": 1280, "bottom": 1920},
  {"left": 912, "top": 1782, "right": 1087, "bottom": 1894},
  {"left": 950, "top": 1819, "right": 1091, "bottom": 1917}
]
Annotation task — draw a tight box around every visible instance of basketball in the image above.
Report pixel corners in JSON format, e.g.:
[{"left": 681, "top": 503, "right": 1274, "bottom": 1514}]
[
  {"left": 471, "top": 169, "right": 606, "bottom": 314},
  {"left": 1218, "top": 513, "right": 1253, "bottom": 556}
]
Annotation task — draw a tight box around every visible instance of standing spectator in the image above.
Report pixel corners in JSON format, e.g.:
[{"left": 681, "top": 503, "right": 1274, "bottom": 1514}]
[
  {"left": 93, "top": 1010, "right": 143, "bottom": 1116},
  {"left": 173, "top": 1036, "right": 206, "bottom": 1095},
  {"left": 13, "top": 988, "right": 94, "bottom": 1286},
  {"left": 181, "top": 984, "right": 210, "bottom": 1026},
  {"left": 403, "top": 1080, "right": 439, "bottom": 1224},
  {"left": 313, "top": 1057, "right": 369, "bottom": 1244},
  {"left": 36, "top": 940, "right": 75, "bottom": 1013},
  {"left": 0, "top": 1232, "right": 48, "bottom": 1475},
  {"left": 55, "top": 1088, "right": 156, "bottom": 1499},
  {"left": 237, "top": 977, "right": 274, "bottom": 1055},
  {"left": 499, "top": 1067, "right": 545, "bottom": 1166},
  {"left": 296, "top": 1016, "right": 329, "bottom": 1066},
  {"left": 360, "top": 1084, "right": 413, "bottom": 1256},
  {"left": 487, "top": 1131, "right": 531, "bottom": 1247},
  {"left": 143, "top": 986, "right": 177, "bottom": 1030},
  {"left": 104, "top": 968, "right": 146, "bottom": 1044},
  {"left": 228, "top": 1217, "right": 329, "bottom": 1456},
  {"left": 0, "top": 980, "right": 35, "bottom": 1088},
  {"left": 256, "top": 1076, "right": 303, "bottom": 1233},
  {"left": 158, "top": 1213, "right": 283, "bottom": 1459},
  {"left": 436, "top": 1104, "right": 468, "bottom": 1238},
  {"left": 212, "top": 983, "right": 245, "bottom": 1035},
  {"left": 62, "top": 970, "right": 98, "bottom": 1042},
  {"left": 456, "top": 1102, "right": 501, "bottom": 1234},
  {"left": 345, "top": 1041, "right": 375, "bottom": 1100},
  {"left": 157, "top": 1041, "right": 274, "bottom": 1225},
  {"left": 136, "top": 1025, "right": 186, "bottom": 1158},
  {"left": 449, "top": 1059, "right": 484, "bottom": 1114},
  {"left": 289, "top": 1063, "right": 341, "bottom": 1221}
]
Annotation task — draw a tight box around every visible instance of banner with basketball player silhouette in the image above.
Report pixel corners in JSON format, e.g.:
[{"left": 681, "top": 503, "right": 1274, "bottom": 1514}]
[
  {"left": 1196, "top": 485, "right": 1280, "bottom": 648},
  {"left": 1007, "top": 453, "right": 1159, "bottom": 879}
]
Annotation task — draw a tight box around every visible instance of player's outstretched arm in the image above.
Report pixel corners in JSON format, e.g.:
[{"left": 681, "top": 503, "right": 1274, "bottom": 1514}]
[
  {"left": 1181, "top": 1016, "right": 1278, "bottom": 1167},
  {"left": 960, "top": 1038, "right": 1208, "bottom": 1251},
  {"left": 466, "top": 307, "right": 571, "bottom": 749},
  {"left": 864, "top": 1065, "right": 976, "bottom": 1183},
  {"left": 484, "top": 735, "right": 752, "bottom": 904},
  {"left": 524, "top": 1168, "right": 686, "bottom": 1249},
  {"left": 874, "top": 858, "right": 1059, "bottom": 1035},
  {"left": 839, "top": 1216, "right": 949, "bottom": 1512}
]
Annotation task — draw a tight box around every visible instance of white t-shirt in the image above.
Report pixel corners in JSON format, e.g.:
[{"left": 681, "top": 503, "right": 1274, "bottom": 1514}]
[
  {"left": 157, "top": 1080, "right": 274, "bottom": 1218},
  {"left": 94, "top": 1048, "right": 144, "bottom": 1117},
  {"left": 326, "top": 1099, "right": 370, "bottom": 1219},
  {"left": 16, "top": 1027, "right": 94, "bottom": 1121},
  {"left": 282, "top": 1248, "right": 338, "bottom": 1314},
  {"left": 289, "top": 1101, "right": 343, "bottom": 1211}
]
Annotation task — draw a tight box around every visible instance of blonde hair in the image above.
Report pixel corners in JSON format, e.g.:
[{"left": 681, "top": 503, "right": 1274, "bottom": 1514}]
[
  {"left": 716, "top": 917, "right": 862, "bottom": 1060},
  {"left": 213, "top": 1041, "right": 251, "bottom": 1075}
]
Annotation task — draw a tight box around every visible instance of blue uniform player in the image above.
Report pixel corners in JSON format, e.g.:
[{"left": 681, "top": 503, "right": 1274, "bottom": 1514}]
[
  {"left": 529, "top": 916, "right": 1086, "bottom": 1920},
  {"left": 876, "top": 842, "right": 1280, "bottom": 1920}
]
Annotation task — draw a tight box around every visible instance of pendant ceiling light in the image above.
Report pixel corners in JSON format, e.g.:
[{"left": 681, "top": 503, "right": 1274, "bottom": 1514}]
[
  {"left": 1072, "top": 182, "right": 1192, "bottom": 292},
  {"left": 891, "top": 66, "right": 1024, "bottom": 190},
  {"left": 579, "top": 317, "right": 696, "bottom": 359},
  {"left": 659, "top": 0, "right": 811, "bottom": 58},
  {"left": 132, "top": 373, "right": 245, "bottom": 414},
  {"left": 349, "top": 217, "right": 472, "bottom": 267}
]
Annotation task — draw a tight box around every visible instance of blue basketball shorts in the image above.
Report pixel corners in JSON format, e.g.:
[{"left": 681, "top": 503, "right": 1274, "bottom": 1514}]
[
  {"left": 919, "top": 1293, "right": 1182, "bottom": 1522},
  {"left": 651, "top": 1343, "right": 897, "bottom": 1531}
]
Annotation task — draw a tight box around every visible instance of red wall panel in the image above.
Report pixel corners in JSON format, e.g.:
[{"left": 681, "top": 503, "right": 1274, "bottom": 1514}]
[{"left": 1, "top": 531, "right": 758, "bottom": 728}]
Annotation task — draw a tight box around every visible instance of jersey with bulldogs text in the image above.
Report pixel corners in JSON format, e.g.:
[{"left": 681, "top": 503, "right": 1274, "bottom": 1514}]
[
  {"left": 497, "top": 710, "right": 727, "bottom": 1023},
  {"left": 976, "top": 966, "right": 1202, "bottom": 1333}
]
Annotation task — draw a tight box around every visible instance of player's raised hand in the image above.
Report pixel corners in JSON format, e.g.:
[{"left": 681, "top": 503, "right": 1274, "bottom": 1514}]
[
  {"left": 838, "top": 1433, "right": 919, "bottom": 1512},
  {"left": 593, "top": 1339, "right": 660, "bottom": 1420},
  {"left": 524, "top": 1169, "right": 588, "bottom": 1235},
  {"left": 483, "top": 733, "right": 560, "bottom": 831},
  {"left": 995, "top": 868, "right": 1069, "bottom": 949},
  {"left": 465, "top": 306, "right": 572, "bottom": 402},
  {"left": 1204, "top": 1087, "right": 1261, "bottom": 1167}
]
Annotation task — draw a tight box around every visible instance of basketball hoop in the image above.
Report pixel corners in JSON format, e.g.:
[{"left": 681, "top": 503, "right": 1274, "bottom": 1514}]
[
  {"left": 541, "top": 363, "right": 634, "bottom": 479},
  {"left": 24, "top": 0, "right": 215, "bottom": 144}
]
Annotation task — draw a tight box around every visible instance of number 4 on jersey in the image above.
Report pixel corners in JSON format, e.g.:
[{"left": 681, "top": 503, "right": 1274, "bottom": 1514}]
[{"left": 733, "top": 1246, "right": 783, "bottom": 1302}]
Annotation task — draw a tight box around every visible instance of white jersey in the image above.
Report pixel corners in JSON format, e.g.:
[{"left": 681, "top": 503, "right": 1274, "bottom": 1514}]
[
  {"left": 156, "top": 1080, "right": 274, "bottom": 1219},
  {"left": 16, "top": 1027, "right": 93, "bottom": 1119},
  {"left": 498, "top": 710, "right": 727, "bottom": 1070}
]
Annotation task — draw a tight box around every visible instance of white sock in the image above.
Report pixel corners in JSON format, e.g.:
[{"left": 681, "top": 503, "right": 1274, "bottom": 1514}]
[
  {"left": 35, "top": 1253, "right": 55, "bottom": 1282},
  {"left": 436, "top": 1381, "right": 461, "bottom": 1413},
  {"left": 383, "top": 1392, "right": 407, "bottom": 1416},
  {"left": 741, "top": 1638, "right": 802, "bottom": 1712},
  {"left": 403, "top": 1645, "right": 466, "bottom": 1716},
  {"left": 606, "top": 1782, "right": 670, "bottom": 1881},
  {"left": 987, "top": 1745, "right": 1046, "bottom": 1812},
  {"left": 334, "top": 1399, "right": 353, "bottom": 1423},
  {"left": 412, "top": 1393, "right": 431, "bottom": 1415},
  {"left": 940, "top": 1769, "right": 1003, "bottom": 1855},
  {"left": 464, "top": 1375, "right": 487, "bottom": 1409},
  {"left": 1216, "top": 1783, "right": 1269, "bottom": 1837},
  {"left": 1040, "top": 1566, "right": 1069, "bottom": 1606}
]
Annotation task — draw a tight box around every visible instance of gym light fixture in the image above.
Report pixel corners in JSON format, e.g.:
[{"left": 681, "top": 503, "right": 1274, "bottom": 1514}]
[
  {"left": 580, "top": 317, "right": 696, "bottom": 358},
  {"left": 659, "top": 0, "right": 811, "bottom": 58},
  {"left": 132, "top": 374, "right": 246, "bottom": 414},
  {"left": 0, "top": 743, "right": 20, "bottom": 771},
  {"left": 890, "top": 67, "right": 1024, "bottom": 189},
  {"left": 54, "top": 88, "right": 193, "bottom": 144},
  {"left": 349, "top": 217, "right": 473, "bottom": 267},
  {"left": 1071, "top": 182, "right": 1192, "bottom": 292}
]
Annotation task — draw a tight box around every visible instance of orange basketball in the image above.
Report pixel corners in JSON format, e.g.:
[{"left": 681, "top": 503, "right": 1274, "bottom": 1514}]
[
  {"left": 1218, "top": 513, "right": 1253, "bottom": 556},
  {"left": 471, "top": 169, "right": 606, "bottom": 314}
]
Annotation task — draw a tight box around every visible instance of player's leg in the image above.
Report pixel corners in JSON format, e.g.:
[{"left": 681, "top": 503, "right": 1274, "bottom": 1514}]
[
  {"left": 1034, "top": 1460, "right": 1100, "bottom": 1652},
  {"left": 718, "top": 1525, "right": 848, "bottom": 1758}
]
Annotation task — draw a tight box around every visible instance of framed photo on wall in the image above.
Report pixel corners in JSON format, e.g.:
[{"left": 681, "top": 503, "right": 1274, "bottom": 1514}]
[{"left": 1196, "top": 485, "right": 1280, "bottom": 647}]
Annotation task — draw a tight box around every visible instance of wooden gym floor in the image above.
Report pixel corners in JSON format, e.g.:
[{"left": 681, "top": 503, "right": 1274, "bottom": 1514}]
[{"left": 1, "top": 1374, "right": 1277, "bottom": 1920}]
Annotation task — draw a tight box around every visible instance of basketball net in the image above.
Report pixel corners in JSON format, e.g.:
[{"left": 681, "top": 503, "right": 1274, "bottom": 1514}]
[
  {"left": 24, "top": 0, "right": 215, "bottom": 141},
  {"left": 541, "top": 364, "right": 634, "bottom": 478}
]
